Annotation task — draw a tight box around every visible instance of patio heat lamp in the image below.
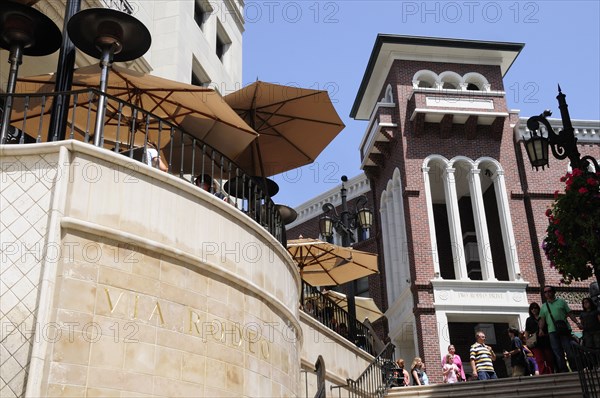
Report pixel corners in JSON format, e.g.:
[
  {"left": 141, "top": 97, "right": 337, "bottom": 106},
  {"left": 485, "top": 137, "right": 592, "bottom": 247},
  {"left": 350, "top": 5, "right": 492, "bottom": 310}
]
[
  {"left": 67, "top": 8, "right": 151, "bottom": 147},
  {"left": 0, "top": 1, "right": 62, "bottom": 144}
]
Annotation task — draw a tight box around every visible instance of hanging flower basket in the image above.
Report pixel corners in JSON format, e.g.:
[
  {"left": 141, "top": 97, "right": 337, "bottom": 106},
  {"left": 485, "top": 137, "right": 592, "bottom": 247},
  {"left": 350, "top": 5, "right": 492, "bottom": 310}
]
[{"left": 542, "top": 168, "right": 600, "bottom": 284}]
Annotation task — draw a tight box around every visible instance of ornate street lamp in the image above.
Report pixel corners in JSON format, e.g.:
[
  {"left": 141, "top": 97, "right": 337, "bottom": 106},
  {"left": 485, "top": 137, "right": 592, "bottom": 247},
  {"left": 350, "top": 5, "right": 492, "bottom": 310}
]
[
  {"left": 319, "top": 175, "right": 373, "bottom": 344},
  {"left": 525, "top": 86, "right": 600, "bottom": 172},
  {"left": 526, "top": 86, "right": 600, "bottom": 295}
]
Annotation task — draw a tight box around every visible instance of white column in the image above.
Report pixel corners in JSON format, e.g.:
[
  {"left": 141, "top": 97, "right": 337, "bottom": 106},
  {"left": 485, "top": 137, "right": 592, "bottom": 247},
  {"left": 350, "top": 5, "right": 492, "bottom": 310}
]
[
  {"left": 468, "top": 168, "right": 496, "bottom": 280},
  {"left": 385, "top": 189, "right": 401, "bottom": 302},
  {"left": 391, "top": 179, "right": 409, "bottom": 290},
  {"left": 437, "top": 311, "right": 450, "bottom": 356},
  {"left": 492, "top": 170, "right": 522, "bottom": 280},
  {"left": 422, "top": 166, "right": 441, "bottom": 278},
  {"left": 443, "top": 167, "right": 468, "bottom": 280},
  {"left": 379, "top": 196, "right": 396, "bottom": 306}
]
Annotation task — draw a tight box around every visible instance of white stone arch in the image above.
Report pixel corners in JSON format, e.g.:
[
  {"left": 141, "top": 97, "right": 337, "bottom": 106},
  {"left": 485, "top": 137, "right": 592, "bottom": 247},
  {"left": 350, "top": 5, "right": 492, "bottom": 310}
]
[
  {"left": 448, "top": 155, "right": 476, "bottom": 169},
  {"left": 412, "top": 69, "right": 438, "bottom": 89},
  {"left": 439, "top": 71, "right": 462, "bottom": 90},
  {"left": 423, "top": 154, "right": 450, "bottom": 169},
  {"left": 463, "top": 72, "right": 491, "bottom": 91},
  {"left": 382, "top": 83, "right": 394, "bottom": 103},
  {"left": 474, "top": 156, "right": 503, "bottom": 173}
]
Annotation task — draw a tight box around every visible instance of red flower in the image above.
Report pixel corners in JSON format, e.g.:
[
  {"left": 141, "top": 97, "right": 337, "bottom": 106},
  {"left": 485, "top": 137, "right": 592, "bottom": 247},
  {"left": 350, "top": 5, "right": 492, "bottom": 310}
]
[{"left": 543, "top": 169, "right": 600, "bottom": 284}]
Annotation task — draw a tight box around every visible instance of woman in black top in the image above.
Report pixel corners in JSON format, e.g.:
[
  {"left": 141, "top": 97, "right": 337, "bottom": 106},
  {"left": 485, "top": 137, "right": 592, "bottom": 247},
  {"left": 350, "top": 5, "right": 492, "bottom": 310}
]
[
  {"left": 580, "top": 297, "right": 600, "bottom": 349},
  {"left": 525, "top": 302, "right": 555, "bottom": 374},
  {"left": 411, "top": 357, "right": 424, "bottom": 386}
]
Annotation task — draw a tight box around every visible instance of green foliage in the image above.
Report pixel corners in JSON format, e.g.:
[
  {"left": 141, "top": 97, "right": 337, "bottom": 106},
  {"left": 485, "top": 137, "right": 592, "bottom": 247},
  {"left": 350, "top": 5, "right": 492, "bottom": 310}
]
[{"left": 542, "top": 168, "right": 600, "bottom": 284}]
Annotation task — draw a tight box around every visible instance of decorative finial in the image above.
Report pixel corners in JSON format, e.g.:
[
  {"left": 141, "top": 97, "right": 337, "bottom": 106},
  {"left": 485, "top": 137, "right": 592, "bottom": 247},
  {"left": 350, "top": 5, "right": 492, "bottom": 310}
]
[{"left": 558, "top": 84, "right": 562, "bottom": 93}]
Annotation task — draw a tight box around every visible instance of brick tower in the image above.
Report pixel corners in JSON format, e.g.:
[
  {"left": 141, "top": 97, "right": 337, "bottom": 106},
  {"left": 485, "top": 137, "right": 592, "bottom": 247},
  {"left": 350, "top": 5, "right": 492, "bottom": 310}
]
[{"left": 349, "top": 34, "right": 599, "bottom": 381}]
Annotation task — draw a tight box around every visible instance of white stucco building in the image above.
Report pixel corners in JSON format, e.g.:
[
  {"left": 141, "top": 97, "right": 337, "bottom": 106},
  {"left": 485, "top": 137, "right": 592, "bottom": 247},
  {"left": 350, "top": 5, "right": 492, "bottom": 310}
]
[{"left": 1, "top": 0, "right": 244, "bottom": 91}]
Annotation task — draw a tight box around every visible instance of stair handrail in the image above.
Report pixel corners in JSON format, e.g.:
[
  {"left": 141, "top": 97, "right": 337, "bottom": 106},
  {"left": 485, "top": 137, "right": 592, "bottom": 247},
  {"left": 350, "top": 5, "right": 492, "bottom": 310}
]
[
  {"left": 572, "top": 343, "right": 600, "bottom": 398},
  {"left": 301, "top": 281, "right": 376, "bottom": 355},
  {"left": 346, "top": 342, "right": 395, "bottom": 398}
]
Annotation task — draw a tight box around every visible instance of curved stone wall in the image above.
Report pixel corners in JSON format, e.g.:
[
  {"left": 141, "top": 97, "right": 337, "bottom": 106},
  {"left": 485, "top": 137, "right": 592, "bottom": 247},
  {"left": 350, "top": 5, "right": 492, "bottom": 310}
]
[{"left": 0, "top": 142, "right": 301, "bottom": 397}]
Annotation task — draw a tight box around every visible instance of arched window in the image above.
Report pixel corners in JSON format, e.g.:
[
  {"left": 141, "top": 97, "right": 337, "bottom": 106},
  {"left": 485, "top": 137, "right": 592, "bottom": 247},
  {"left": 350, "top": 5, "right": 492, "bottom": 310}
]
[
  {"left": 463, "top": 72, "right": 490, "bottom": 92},
  {"left": 413, "top": 70, "right": 438, "bottom": 89},
  {"left": 422, "top": 155, "right": 521, "bottom": 281},
  {"left": 439, "top": 71, "right": 462, "bottom": 91}
]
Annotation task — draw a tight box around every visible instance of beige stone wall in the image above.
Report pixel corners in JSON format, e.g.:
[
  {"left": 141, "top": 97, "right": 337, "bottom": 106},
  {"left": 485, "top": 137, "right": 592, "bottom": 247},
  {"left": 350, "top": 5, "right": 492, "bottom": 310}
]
[
  {"left": 299, "top": 313, "right": 374, "bottom": 398},
  {"left": 45, "top": 231, "right": 298, "bottom": 397},
  {"left": 0, "top": 142, "right": 301, "bottom": 397}
]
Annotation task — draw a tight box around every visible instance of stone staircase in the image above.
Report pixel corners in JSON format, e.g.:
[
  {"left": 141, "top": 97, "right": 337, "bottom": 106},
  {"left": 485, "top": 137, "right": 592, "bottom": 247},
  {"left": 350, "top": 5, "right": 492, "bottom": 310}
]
[{"left": 387, "top": 373, "right": 583, "bottom": 398}]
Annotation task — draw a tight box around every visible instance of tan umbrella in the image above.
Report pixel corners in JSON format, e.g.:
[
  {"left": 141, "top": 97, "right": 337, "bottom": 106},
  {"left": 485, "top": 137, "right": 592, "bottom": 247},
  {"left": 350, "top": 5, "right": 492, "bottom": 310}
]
[
  {"left": 11, "top": 65, "right": 258, "bottom": 159},
  {"left": 323, "top": 290, "right": 384, "bottom": 322},
  {"left": 224, "top": 81, "right": 345, "bottom": 177},
  {"left": 286, "top": 238, "right": 378, "bottom": 287}
]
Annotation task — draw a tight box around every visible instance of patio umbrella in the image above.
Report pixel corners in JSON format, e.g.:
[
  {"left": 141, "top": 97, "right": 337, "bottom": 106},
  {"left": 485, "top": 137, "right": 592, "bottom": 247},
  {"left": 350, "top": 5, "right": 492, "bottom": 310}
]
[
  {"left": 11, "top": 65, "right": 258, "bottom": 159},
  {"left": 286, "top": 238, "right": 378, "bottom": 287},
  {"left": 224, "top": 81, "right": 345, "bottom": 177},
  {"left": 323, "top": 290, "right": 384, "bottom": 322}
]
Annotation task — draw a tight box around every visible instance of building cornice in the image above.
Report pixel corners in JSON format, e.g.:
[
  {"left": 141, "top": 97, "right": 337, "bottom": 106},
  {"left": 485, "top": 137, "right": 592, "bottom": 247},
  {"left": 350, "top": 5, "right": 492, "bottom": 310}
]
[
  {"left": 515, "top": 117, "right": 600, "bottom": 144},
  {"left": 287, "top": 174, "right": 370, "bottom": 229}
]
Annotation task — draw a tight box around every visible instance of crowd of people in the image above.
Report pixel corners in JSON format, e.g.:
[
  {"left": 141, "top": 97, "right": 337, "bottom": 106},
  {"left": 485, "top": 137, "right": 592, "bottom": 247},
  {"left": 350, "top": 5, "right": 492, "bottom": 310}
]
[{"left": 388, "top": 286, "right": 600, "bottom": 387}]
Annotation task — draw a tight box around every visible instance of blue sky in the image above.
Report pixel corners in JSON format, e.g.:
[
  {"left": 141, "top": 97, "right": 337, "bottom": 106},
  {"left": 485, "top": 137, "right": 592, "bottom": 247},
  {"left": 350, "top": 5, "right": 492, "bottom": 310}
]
[{"left": 241, "top": 1, "right": 600, "bottom": 208}]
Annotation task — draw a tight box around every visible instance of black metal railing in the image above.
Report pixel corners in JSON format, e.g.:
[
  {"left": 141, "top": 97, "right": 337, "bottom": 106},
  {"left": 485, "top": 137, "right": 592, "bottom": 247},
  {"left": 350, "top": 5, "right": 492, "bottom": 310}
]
[
  {"left": 301, "top": 281, "right": 376, "bottom": 356},
  {"left": 101, "top": 0, "right": 134, "bottom": 14},
  {"left": 0, "top": 89, "right": 285, "bottom": 244},
  {"left": 346, "top": 342, "right": 396, "bottom": 398},
  {"left": 573, "top": 344, "right": 600, "bottom": 398}
]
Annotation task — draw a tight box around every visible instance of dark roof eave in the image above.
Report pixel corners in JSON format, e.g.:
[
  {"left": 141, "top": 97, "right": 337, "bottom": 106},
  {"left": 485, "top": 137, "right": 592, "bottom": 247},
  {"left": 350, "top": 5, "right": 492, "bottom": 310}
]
[{"left": 350, "top": 34, "right": 525, "bottom": 119}]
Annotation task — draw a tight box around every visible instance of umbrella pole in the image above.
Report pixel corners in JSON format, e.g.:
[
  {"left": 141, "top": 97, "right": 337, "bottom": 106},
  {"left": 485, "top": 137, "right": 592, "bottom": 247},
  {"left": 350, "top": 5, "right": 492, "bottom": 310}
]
[
  {"left": 93, "top": 47, "right": 114, "bottom": 147},
  {"left": 0, "top": 44, "right": 22, "bottom": 145}
]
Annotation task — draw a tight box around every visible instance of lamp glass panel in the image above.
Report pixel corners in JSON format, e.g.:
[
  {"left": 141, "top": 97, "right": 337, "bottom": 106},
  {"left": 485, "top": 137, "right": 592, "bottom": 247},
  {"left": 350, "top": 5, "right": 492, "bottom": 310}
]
[
  {"left": 525, "top": 136, "right": 549, "bottom": 169},
  {"left": 358, "top": 208, "right": 373, "bottom": 230},
  {"left": 319, "top": 216, "right": 333, "bottom": 238}
]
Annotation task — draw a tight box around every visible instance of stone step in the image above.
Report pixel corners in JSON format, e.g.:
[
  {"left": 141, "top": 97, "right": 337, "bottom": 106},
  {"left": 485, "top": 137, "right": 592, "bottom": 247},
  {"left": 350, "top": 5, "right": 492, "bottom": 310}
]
[{"left": 387, "top": 373, "right": 583, "bottom": 398}]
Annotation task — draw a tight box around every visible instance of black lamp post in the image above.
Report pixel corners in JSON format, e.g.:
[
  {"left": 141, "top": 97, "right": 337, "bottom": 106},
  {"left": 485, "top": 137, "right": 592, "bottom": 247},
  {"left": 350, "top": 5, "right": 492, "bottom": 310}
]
[
  {"left": 525, "top": 85, "right": 599, "bottom": 172},
  {"left": 319, "top": 175, "right": 373, "bottom": 345},
  {"left": 525, "top": 86, "right": 600, "bottom": 291},
  {"left": 48, "top": 0, "right": 81, "bottom": 142}
]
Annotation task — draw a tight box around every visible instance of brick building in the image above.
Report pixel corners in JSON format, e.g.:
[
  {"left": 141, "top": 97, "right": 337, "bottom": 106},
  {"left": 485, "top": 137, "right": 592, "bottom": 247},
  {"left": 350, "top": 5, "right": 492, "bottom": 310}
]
[{"left": 287, "top": 34, "right": 600, "bottom": 381}]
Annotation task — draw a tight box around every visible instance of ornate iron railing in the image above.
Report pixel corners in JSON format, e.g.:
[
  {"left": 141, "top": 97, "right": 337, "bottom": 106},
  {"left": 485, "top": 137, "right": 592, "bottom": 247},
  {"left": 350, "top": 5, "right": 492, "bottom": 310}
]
[
  {"left": 346, "top": 342, "right": 396, "bottom": 398},
  {"left": 573, "top": 344, "right": 600, "bottom": 398},
  {"left": 101, "top": 0, "right": 134, "bottom": 14},
  {"left": 301, "top": 281, "right": 376, "bottom": 356},
  {"left": 0, "top": 89, "right": 285, "bottom": 244}
]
